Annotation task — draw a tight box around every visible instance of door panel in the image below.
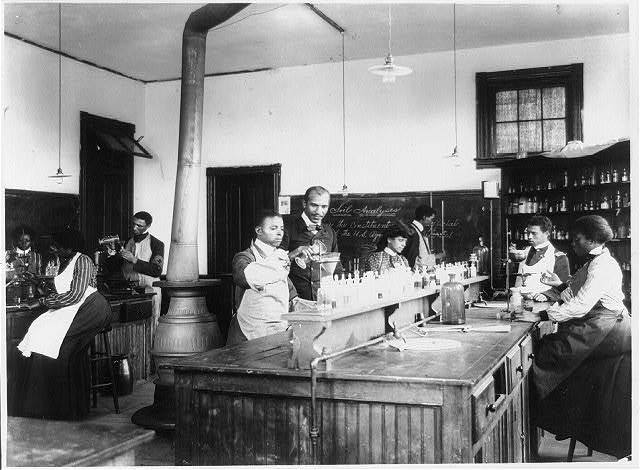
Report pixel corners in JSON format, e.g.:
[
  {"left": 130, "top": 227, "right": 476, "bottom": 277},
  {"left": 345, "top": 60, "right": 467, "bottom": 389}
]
[
  {"left": 80, "top": 112, "right": 134, "bottom": 254},
  {"left": 207, "top": 165, "right": 280, "bottom": 274}
]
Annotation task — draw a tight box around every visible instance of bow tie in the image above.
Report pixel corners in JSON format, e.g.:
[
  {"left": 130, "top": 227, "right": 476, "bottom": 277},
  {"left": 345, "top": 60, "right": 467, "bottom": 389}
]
[{"left": 307, "top": 225, "right": 321, "bottom": 232}]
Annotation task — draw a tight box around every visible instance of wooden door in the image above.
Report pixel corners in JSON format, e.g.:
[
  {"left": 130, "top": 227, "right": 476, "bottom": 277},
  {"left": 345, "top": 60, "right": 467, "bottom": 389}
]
[
  {"left": 206, "top": 165, "right": 280, "bottom": 275},
  {"left": 80, "top": 112, "right": 134, "bottom": 253}
]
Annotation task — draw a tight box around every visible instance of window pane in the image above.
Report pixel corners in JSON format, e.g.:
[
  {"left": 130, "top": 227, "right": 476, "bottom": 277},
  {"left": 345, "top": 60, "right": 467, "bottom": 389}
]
[
  {"left": 496, "top": 90, "right": 517, "bottom": 122},
  {"left": 543, "top": 119, "right": 566, "bottom": 151},
  {"left": 542, "top": 87, "right": 566, "bottom": 118},
  {"left": 518, "top": 89, "right": 541, "bottom": 120},
  {"left": 519, "top": 121, "right": 541, "bottom": 152},
  {"left": 496, "top": 122, "right": 518, "bottom": 153}
]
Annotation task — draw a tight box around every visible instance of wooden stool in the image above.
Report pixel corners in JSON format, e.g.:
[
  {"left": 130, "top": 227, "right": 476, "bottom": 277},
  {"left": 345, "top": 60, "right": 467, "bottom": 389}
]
[
  {"left": 89, "top": 327, "right": 119, "bottom": 413},
  {"left": 567, "top": 437, "right": 592, "bottom": 462}
]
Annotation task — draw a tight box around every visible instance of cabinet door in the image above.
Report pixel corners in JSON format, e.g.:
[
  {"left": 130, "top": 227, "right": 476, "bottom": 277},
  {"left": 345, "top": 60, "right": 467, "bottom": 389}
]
[
  {"left": 472, "top": 375, "right": 502, "bottom": 442},
  {"left": 520, "top": 333, "right": 534, "bottom": 374},
  {"left": 506, "top": 345, "right": 522, "bottom": 393}
]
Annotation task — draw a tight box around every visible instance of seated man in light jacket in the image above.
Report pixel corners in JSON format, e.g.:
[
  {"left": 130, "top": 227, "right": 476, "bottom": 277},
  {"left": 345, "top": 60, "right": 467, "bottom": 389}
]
[{"left": 226, "top": 210, "right": 298, "bottom": 346}]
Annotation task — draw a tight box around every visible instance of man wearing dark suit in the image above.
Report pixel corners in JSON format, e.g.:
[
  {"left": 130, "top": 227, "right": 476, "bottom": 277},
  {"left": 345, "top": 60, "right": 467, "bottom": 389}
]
[
  {"left": 402, "top": 205, "right": 442, "bottom": 269},
  {"left": 280, "top": 186, "right": 343, "bottom": 300}
]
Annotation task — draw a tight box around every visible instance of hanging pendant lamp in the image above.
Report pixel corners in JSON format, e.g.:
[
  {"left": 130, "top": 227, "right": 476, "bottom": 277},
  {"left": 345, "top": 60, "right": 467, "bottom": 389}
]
[
  {"left": 368, "top": 4, "right": 412, "bottom": 83},
  {"left": 49, "top": 3, "right": 72, "bottom": 183},
  {"left": 446, "top": 3, "right": 462, "bottom": 166},
  {"left": 339, "top": 32, "right": 349, "bottom": 195}
]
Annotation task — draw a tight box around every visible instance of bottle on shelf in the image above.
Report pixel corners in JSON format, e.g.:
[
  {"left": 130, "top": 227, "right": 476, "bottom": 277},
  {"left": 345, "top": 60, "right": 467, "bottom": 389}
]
[
  {"left": 614, "top": 190, "right": 622, "bottom": 209},
  {"left": 600, "top": 195, "right": 610, "bottom": 210},
  {"left": 612, "top": 168, "right": 619, "bottom": 183},
  {"left": 621, "top": 168, "right": 628, "bottom": 182},
  {"left": 560, "top": 196, "right": 568, "bottom": 212},
  {"left": 600, "top": 169, "right": 606, "bottom": 184},
  {"left": 562, "top": 170, "right": 569, "bottom": 188},
  {"left": 623, "top": 191, "right": 630, "bottom": 208}
]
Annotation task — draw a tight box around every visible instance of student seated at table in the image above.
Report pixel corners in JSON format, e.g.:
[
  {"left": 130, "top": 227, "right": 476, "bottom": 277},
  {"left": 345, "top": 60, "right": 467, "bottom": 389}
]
[
  {"left": 533, "top": 215, "right": 631, "bottom": 458},
  {"left": 365, "top": 224, "right": 411, "bottom": 273},
  {"left": 16, "top": 228, "right": 112, "bottom": 420},
  {"left": 5, "top": 225, "right": 42, "bottom": 276},
  {"left": 227, "top": 210, "right": 298, "bottom": 346},
  {"left": 508, "top": 215, "right": 570, "bottom": 302}
]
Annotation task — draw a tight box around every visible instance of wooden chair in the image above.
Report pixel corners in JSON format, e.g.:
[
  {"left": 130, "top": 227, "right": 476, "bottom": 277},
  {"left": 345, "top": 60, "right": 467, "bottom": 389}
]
[
  {"left": 567, "top": 437, "right": 592, "bottom": 462},
  {"left": 89, "top": 326, "right": 120, "bottom": 413}
]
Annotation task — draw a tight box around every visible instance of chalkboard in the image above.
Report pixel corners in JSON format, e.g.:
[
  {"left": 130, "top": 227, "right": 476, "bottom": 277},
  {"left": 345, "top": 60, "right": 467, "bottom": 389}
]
[
  {"left": 4, "top": 189, "right": 80, "bottom": 253},
  {"left": 282, "top": 190, "right": 491, "bottom": 271}
]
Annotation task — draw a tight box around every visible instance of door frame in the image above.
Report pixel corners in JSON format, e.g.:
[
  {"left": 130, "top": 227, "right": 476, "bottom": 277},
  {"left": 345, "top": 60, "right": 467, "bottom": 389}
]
[
  {"left": 206, "top": 164, "right": 281, "bottom": 275},
  {"left": 79, "top": 111, "right": 135, "bottom": 252}
]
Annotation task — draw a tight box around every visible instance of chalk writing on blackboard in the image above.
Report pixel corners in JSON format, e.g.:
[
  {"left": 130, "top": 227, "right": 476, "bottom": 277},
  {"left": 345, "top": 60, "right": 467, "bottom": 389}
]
[{"left": 283, "top": 191, "right": 489, "bottom": 269}]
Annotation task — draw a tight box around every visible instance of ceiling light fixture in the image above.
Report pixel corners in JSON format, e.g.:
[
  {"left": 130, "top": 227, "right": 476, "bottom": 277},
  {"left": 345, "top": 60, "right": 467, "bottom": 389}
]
[
  {"left": 447, "top": 3, "right": 461, "bottom": 166},
  {"left": 49, "top": 3, "right": 71, "bottom": 184},
  {"left": 368, "top": 4, "right": 412, "bottom": 83}
]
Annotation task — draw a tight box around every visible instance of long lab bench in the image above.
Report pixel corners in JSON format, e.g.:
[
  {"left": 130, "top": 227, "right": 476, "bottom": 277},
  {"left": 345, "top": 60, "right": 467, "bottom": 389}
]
[{"left": 172, "top": 299, "right": 545, "bottom": 465}]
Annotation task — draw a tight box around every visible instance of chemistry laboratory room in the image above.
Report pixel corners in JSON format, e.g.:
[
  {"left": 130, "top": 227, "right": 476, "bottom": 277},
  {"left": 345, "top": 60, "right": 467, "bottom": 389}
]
[{"left": 2, "top": 1, "right": 637, "bottom": 466}]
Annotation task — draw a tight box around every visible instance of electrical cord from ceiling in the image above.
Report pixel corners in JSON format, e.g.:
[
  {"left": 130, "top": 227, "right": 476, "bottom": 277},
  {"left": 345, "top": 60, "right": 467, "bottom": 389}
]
[{"left": 342, "top": 31, "right": 347, "bottom": 193}]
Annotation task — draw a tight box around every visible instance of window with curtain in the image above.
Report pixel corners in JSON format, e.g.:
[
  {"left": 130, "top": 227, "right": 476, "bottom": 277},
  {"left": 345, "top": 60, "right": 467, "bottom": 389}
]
[{"left": 476, "top": 64, "right": 583, "bottom": 168}]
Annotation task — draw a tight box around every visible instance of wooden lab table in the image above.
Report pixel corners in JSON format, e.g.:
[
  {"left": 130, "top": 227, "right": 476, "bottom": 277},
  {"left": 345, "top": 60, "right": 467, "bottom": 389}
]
[
  {"left": 6, "top": 417, "right": 155, "bottom": 466},
  {"left": 173, "top": 302, "right": 545, "bottom": 465}
]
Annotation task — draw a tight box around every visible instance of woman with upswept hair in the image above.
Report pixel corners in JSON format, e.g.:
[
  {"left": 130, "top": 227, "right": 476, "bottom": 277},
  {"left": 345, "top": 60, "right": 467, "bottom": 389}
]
[{"left": 533, "top": 215, "right": 631, "bottom": 458}]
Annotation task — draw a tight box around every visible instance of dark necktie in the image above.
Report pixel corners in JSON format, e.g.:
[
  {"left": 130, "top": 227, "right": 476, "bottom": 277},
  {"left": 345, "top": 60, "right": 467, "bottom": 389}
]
[{"left": 307, "top": 225, "right": 320, "bottom": 233}]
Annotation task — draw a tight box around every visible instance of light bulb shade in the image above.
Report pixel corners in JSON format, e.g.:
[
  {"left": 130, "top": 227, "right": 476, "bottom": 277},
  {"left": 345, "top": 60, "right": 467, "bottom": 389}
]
[
  {"left": 49, "top": 167, "right": 72, "bottom": 181},
  {"left": 368, "top": 53, "right": 412, "bottom": 82}
]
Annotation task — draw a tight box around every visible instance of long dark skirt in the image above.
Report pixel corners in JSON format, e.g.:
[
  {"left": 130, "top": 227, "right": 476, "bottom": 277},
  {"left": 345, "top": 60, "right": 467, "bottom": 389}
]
[
  {"left": 534, "top": 353, "right": 631, "bottom": 458},
  {"left": 17, "top": 292, "right": 112, "bottom": 420},
  {"left": 532, "top": 311, "right": 632, "bottom": 458}
]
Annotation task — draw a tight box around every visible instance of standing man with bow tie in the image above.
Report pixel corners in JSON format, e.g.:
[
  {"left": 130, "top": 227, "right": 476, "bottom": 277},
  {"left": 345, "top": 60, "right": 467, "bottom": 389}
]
[
  {"left": 402, "top": 205, "right": 442, "bottom": 269},
  {"left": 280, "top": 186, "right": 342, "bottom": 300},
  {"left": 509, "top": 215, "right": 570, "bottom": 301},
  {"left": 120, "top": 211, "right": 164, "bottom": 334}
]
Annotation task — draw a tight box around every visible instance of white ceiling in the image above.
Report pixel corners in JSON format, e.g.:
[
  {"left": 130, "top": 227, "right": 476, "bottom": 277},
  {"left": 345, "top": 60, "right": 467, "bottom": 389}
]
[{"left": 3, "top": 2, "right": 629, "bottom": 82}]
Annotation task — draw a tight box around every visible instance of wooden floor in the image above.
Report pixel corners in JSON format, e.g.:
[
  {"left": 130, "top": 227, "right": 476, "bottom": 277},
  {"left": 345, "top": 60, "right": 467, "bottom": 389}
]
[{"left": 6, "top": 377, "right": 621, "bottom": 466}]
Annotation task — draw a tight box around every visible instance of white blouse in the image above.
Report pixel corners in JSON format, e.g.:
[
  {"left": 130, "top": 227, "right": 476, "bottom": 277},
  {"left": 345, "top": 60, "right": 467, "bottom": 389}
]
[{"left": 548, "top": 246, "right": 626, "bottom": 322}]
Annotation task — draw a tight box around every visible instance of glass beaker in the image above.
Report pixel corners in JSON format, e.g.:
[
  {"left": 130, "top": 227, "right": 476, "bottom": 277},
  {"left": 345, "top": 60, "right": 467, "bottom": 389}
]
[{"left": 294, "top": 240, "right": 327, "bottom": 269}]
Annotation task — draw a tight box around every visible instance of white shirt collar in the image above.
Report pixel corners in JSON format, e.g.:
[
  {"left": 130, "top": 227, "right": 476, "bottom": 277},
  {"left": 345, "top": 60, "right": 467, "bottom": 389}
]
[
  {"left": 15, "top": 247, "right": 31, "bottom": 256},
  {"left": 412, "top": 220, "right": 424, "bottom": 232},
  {"left": 384, "top": 247, "right": 399, "bottom": 257},
  {"left": 533, "top": 241, "right": 551, "bottom": 250},
  {"left": 254, "top": 238, "right": 277, "bottom": 256},
  {"left": 589, "top": 245, "right": 605, "bottom": 256},
  {"left": 301, "top": 212, "right": 317, "bottom": 228}
]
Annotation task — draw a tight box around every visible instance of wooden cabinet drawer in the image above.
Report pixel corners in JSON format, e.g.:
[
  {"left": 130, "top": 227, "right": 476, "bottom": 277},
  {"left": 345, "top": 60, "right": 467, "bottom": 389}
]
[
  {"left": 506, "top": 345, "right": 523, "bottom": 392},
  {"left": 520, "top": 334, "right": 534, "bottom": 375},
  {"left": 472, "top": 375, "right": 496, "bottom": 441}
]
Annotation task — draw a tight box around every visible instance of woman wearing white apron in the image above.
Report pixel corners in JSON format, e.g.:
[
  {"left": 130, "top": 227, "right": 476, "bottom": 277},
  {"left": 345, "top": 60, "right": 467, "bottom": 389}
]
[
  {"left": 17, "top": 229, "right": 111, "bottom": 420},
  {"left": 227, "top": 211, "right": 298, "bottom": 346},
  {"left": 533, "top": 216, "right": 631, "bottom": 458}
]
